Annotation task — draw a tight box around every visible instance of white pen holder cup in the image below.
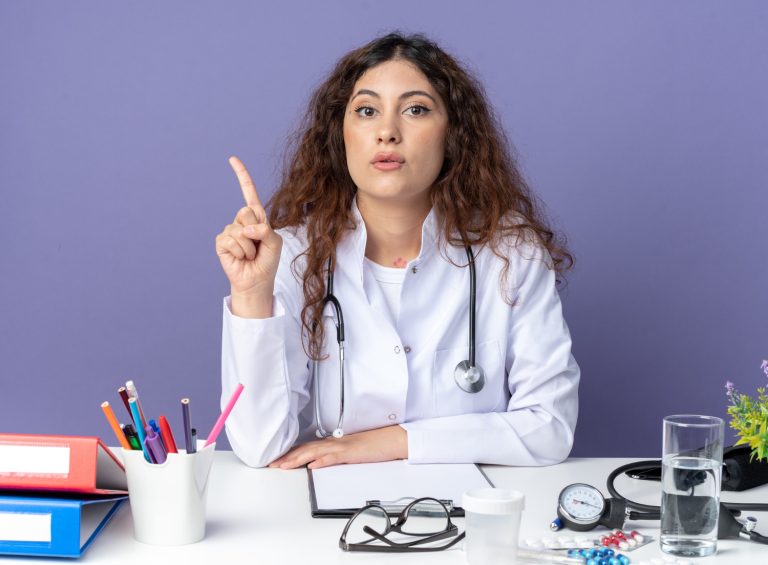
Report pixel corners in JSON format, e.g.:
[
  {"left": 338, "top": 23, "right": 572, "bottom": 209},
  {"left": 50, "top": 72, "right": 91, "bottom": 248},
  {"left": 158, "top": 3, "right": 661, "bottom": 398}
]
[
  {"left": 122, "top": 442, "right": 215, "bottom": 546},
  {"left": 463, "top": 488, "right": 525, "bottom": 565}
]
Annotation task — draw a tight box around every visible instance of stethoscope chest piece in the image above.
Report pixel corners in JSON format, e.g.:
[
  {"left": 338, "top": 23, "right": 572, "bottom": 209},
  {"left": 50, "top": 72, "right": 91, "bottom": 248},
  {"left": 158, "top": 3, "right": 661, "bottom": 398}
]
[{"left": 454, "top": 360, "right": 485, "bottom": 393}]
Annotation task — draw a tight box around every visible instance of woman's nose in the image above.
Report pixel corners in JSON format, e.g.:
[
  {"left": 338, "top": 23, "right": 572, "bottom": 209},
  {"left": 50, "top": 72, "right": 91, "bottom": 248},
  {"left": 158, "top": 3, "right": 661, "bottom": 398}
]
[{"left": 377, "top": 116, "right": 401, "bottom": 144}]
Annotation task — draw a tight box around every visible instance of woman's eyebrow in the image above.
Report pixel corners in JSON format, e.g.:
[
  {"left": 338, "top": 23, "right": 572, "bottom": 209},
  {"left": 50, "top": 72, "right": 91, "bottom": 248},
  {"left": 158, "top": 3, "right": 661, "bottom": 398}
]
[
  {"left": 399, "top": 90, "right": 437, "bottom": 103},
  {"left": 350, "top": 89, "right": 438, "bottom": 103}
]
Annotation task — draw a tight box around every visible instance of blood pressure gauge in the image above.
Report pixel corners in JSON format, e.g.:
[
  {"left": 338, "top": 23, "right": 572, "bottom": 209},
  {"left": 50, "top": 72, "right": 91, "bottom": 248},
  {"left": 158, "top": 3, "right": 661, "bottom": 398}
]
[
  {"left": 556, "top": 483, "right": 630, "bottom": 532},
  {"left": 557, "top": 483, "right": 607, "bottom": 531}
]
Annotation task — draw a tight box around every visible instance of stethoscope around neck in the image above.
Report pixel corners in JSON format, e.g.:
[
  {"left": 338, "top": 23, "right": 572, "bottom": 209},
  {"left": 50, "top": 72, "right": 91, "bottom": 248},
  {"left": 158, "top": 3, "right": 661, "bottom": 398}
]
[{"left": 312, "top": 245, "right": 484, "bottom": 439}]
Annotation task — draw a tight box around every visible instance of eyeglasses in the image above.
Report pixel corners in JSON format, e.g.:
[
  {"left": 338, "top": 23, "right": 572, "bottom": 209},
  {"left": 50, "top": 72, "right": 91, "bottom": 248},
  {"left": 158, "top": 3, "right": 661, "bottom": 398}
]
[{"left": 339, "top": 497, "right": 465, "bottom": 553}]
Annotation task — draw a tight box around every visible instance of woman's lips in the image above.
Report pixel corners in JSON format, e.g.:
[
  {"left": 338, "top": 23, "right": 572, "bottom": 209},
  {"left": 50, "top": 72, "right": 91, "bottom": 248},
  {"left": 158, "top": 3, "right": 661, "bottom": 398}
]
[
  {"left": 372, "top": 161, "right": 404, "bottom": 171},
  {"left": 371, "top": 152, "right": 405, "bottom": 171}
]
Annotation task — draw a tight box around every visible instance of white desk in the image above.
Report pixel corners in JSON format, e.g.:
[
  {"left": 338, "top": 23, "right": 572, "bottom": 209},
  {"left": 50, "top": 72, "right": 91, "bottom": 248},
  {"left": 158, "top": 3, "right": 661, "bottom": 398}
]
[{"left": 5, "top": 453, "right": 766, "bottom": 564}]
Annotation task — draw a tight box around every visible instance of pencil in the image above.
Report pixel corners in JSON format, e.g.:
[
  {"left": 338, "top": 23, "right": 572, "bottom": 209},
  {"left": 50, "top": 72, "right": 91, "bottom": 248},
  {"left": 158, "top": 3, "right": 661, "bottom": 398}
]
[
  {"left": 117, "top": 387, "right": 132, "bottom": 418},
  {"left": 204, "top": 383, "right": 244, "bottom": 448},
  {"left": 125, "top": 380, "right": 146, "bottom": 428},
  {"left": 181, "top": 398, "right": 195, "bottom": 454},
  {"left": 129, "top": 397, "right": 151, "bottom": 461},
  {"left": 101, "top": 401, "right": 131, "bottom": 450}
]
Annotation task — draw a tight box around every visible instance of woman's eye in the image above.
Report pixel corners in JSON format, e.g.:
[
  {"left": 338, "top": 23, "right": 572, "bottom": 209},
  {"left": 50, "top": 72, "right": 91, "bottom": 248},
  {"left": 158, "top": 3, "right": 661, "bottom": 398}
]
[
  {"left": 405, "top": 105, "right": 430, "bottom": 116},
  {"left": 354, "top": 106, "right": 376, "bottom": 118}
]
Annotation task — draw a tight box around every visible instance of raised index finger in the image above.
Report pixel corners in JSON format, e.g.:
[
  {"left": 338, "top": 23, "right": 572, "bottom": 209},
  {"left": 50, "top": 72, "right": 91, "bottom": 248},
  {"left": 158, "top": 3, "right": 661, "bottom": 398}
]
[{"left": 228, "top": 156, "right": 263, "bottom": 209}]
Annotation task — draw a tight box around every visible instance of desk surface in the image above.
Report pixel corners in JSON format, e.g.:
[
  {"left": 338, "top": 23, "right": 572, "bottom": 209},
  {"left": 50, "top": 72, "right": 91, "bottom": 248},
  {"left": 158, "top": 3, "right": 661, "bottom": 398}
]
[{"left": 5, "top": 453, "right": 766, "bottom": 564}]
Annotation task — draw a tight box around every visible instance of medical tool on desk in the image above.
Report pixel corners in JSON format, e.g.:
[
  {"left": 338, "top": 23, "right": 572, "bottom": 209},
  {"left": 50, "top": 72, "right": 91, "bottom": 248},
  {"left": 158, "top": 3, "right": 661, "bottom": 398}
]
[
  {"left": 313, "top": 246, "right": 485, "bottom": 439},
  {"left": 552, "top": 457, "right": 768, "bottom": 545}
]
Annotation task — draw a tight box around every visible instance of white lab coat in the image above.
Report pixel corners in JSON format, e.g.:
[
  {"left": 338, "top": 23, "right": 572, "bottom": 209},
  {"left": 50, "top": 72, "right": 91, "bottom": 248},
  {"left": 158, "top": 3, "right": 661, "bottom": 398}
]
[{"left": 221, "top": 205, "right": 580, "bottom": 467}]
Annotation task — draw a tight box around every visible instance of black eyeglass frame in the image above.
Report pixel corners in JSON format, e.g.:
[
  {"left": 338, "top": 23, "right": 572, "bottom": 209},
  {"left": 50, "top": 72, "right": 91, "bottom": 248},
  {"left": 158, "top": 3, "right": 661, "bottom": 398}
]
[{"left": 339, "top": 497, "right": 466, "bottom": 553}]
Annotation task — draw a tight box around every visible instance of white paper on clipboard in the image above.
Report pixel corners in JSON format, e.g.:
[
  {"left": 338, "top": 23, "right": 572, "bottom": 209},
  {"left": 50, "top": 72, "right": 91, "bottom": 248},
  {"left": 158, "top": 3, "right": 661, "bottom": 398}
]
[{"left": 309, "top": 460, "right": 492, "bottom": 516}]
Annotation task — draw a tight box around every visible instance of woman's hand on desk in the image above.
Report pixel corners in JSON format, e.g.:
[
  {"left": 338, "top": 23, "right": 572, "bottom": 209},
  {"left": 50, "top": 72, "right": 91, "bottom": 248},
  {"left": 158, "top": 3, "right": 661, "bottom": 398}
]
[
  {"left": 268, "top": 426, "right": 408, "bottom": 469},
  {"left": 216, "top": 156, "right": 283, "bottom": 318}
]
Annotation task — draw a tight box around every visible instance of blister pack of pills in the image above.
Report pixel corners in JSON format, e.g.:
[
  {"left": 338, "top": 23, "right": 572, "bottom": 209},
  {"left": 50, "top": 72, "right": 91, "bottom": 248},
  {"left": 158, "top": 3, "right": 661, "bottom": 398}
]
[{"left": 524, "top": 530, "right": 651, "bottom": 553}]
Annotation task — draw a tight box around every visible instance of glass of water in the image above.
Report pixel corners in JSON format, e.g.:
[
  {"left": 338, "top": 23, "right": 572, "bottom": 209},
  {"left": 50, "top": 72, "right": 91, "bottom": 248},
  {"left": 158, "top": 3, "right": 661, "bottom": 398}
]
[{"left": 660, "top": 414, "right": 724, "bottom": 557}]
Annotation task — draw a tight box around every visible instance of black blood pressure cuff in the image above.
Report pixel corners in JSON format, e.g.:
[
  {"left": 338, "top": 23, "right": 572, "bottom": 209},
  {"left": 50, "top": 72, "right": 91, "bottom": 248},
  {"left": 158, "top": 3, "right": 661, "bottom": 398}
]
[{"left": 626, "top": 445, "right": 768, "bottom": 492}]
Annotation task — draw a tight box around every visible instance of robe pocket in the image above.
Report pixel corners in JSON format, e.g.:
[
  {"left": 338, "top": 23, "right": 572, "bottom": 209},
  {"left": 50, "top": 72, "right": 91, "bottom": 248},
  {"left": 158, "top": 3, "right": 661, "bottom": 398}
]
[{"left": 431, "top": 339, "right": 507, "bottom": 417}]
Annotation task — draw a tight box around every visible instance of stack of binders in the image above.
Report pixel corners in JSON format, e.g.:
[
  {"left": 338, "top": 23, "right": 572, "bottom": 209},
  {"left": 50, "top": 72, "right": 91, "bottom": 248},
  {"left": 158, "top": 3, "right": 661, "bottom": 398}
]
[{"left": 0, "top": 433, "right": 128, "bottom": 558}]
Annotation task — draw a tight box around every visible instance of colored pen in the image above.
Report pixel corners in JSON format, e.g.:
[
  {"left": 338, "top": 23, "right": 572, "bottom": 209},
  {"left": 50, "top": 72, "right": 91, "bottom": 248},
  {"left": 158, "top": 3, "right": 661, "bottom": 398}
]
[
  {"left": 191, "top": 428, "right": 197, "bottom": 449},
  {"left": 124, "top": 424, "right": 141, "bottom": 450},
  {"left": 125, "top": 380, "right": 146, "bottom": 428},
  {"left": 144, "top": 425, "right": 167, "bottom": 464},
  {"left": 181, "top": 398, "right": 195, "bottom": 454},
  {"left": 118, "top": 387, "right": 132, "bottom": 418},
  {"left": 101, "top": 401, "right": 131, "bottom": 450},
  {"left": 148, "top": 419, "right": 164, "bottom": 450},
  {"left": 158, "top": 415, "right": 178, "bottom": 453},
  {"left": 129, "top": 397, "right": 151, "bottom": 461},
  {"left": 204, "top": 383, "right": 245, "bottom": 448}
]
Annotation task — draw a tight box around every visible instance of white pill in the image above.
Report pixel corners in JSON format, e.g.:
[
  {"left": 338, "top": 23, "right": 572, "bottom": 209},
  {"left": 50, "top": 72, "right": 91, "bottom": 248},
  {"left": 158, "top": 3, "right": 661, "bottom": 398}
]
[
  {"left": 627, "top": 538, "right": 638, "bottom": 547},
  {"left": 525, "top": 538, "right": 543, "bottom": 548}
]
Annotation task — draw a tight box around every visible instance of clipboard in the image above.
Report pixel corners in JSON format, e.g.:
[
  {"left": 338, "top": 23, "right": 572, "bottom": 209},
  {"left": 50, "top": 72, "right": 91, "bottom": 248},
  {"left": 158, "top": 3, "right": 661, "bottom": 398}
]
[{"left": 307, "top": 460, "right": 493, "bottom": 518}]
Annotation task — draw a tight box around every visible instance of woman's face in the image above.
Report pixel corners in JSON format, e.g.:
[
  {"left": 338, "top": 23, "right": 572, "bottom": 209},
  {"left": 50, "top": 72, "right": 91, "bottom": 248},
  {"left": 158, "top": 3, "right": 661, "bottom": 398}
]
[{"left": 343, "top": 59, "right": 448, "bottom": 210}]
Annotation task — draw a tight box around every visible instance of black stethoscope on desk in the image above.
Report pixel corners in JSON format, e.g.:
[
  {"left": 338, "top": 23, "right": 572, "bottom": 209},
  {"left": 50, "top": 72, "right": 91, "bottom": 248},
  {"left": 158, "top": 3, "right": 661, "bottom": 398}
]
[{"left": 312, "top": 246, "right": 484, "bottom": 439}]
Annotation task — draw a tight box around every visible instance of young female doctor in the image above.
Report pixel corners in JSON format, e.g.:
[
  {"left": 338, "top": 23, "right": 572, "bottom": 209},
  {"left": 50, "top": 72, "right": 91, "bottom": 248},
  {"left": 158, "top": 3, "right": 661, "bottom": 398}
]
[{"left": 215, "top": 33, "right": 579, "bottom": 470}]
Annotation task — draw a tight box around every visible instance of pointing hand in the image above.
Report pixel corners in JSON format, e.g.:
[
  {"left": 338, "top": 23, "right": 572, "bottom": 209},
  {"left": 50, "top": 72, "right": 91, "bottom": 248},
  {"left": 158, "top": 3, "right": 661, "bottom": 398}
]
[{"left": 215, "top": 156, "right": 283, "bottom": 317}]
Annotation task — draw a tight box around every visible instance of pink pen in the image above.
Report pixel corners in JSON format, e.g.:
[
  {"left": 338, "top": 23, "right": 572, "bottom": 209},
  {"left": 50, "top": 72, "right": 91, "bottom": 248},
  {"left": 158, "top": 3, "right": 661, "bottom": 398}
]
[{"left": 204, "top": 383, "right": 245, "bottom": 448}]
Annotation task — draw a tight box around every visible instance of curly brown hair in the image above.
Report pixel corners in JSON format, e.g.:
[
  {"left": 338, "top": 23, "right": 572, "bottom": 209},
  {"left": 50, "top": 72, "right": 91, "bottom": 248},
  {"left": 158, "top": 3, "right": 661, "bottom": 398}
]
[{"left": 268, "top": 32, "right": 573, "bottom": 360}]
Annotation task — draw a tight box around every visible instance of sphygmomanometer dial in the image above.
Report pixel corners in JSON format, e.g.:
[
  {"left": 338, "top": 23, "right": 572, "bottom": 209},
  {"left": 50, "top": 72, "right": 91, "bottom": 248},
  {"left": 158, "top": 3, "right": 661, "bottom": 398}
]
[{"left": 557, "top": 483, "right": 607, "bottom": 531}]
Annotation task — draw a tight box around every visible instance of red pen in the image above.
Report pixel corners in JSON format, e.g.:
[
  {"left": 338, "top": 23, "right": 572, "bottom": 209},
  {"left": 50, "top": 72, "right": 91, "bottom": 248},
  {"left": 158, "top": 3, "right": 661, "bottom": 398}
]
[{"left": 158, "top": 415, "right": 178, "bottom": 454}]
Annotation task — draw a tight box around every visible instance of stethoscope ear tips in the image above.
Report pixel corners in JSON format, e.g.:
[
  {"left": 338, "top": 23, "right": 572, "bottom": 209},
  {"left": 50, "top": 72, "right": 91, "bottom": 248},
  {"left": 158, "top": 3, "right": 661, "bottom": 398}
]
[{"left": 332, "top": 429, "right": 344, "bottom": 439}]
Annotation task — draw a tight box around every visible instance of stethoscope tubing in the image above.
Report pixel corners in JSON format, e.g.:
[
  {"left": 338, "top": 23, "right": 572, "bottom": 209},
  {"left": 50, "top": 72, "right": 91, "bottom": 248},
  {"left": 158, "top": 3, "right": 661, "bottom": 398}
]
[
  {"left": 313, "top": 246, "right": 480, "bottom": 438},
  {"left": 466, "top": 246, "right": 476, "bottom": 368}
]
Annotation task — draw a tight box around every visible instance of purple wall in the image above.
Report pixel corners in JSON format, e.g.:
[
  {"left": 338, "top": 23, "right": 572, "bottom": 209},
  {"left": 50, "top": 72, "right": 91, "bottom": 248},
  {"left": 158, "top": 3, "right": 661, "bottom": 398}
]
[{"left": 2, "top": 2, "right": 766, "bottom": 457}]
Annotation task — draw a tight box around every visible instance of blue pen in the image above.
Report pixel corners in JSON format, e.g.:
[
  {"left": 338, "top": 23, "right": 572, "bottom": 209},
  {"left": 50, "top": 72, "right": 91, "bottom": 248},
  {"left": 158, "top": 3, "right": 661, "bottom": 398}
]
[
  {"left": 129, "top": 397, "right": 151, "bottom": 462},
  {"left": 149, "top": 418, "right": 166, "bottom": 451}
]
